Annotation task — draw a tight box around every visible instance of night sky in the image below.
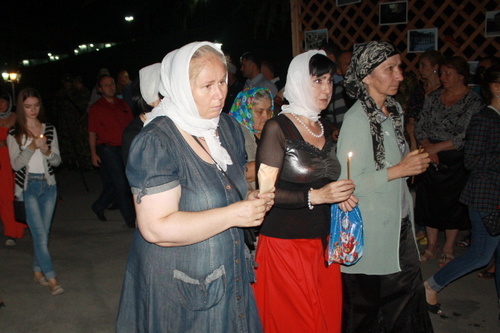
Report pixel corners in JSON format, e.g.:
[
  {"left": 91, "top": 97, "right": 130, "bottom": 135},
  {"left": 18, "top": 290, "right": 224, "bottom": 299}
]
[
  {"left": 1, "top": 0, "right": 292, "bottom": 65},
  {"left": 0, "top": 0, "right": 292, "bottom": 96},
  {"left": 1, "top": 0, "right": 292, "bottom": 97}
]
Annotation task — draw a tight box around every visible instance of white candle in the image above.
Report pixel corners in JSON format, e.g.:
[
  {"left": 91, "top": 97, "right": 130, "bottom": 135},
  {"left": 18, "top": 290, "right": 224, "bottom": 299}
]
[{"left": 347, "top": 152, "right": 353, "bottom": 180}]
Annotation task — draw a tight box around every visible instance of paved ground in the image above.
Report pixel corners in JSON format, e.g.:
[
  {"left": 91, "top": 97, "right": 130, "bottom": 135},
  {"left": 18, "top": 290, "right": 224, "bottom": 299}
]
[{"left": 0, "top": 169, "right": 498, "bottom": 332}]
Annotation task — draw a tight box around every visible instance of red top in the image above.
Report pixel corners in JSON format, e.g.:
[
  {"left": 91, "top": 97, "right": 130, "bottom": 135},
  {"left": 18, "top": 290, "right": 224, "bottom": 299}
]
[{"left": 88, "top": 97, "right": 133, "bottom": 146}]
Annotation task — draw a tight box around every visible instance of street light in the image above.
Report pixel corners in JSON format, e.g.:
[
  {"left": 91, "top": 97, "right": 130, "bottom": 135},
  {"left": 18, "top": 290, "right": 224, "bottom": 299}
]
[
  {"left": 124, "top": 16, "right": 134, "bottom": 41},
  {"left": 2, "top": 71, "right": 21, "bottom": 102}
]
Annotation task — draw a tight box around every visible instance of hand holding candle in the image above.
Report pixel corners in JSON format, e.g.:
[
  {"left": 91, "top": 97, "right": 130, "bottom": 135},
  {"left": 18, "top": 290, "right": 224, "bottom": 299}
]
[
  {"left": 34, "top": 134, "right": 44, "bottom": 146},
  {"left": 258, "top": 163, "right": 279, "bottom": 194},
  {"left": 347, "top": 152, "right": 353, "bottom": 180},
  {"left": 411, "top": 146, "right": 424, "bottom": 184},
  {"left": 35, "top": 134, "right": 48, "bottom": 154},
  {"left": 37, "top": 134, "right": 46, "bottom": 145}
]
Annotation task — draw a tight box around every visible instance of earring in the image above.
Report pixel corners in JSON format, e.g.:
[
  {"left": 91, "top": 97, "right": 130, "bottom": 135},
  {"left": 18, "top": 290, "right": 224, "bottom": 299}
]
[{"left": 433, "top": 70, "right": 437, "bottom": 74}]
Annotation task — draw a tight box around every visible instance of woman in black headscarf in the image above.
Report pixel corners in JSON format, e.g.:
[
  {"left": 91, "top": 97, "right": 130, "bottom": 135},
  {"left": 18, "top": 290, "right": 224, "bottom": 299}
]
[{"left": 337, "top": 41, "right": 433, "bottom": 332}]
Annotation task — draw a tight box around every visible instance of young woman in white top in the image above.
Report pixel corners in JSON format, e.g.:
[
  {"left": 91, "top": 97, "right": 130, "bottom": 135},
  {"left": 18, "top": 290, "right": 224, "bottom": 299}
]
[{"left": 7, "top": 88, "right": 63, "bottom": 296}]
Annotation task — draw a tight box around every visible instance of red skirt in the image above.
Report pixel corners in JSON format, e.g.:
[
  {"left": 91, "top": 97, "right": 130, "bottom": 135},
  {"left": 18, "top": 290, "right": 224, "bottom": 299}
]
[{"left": 253, "top": 235, "right": 342, "bottom": 333}]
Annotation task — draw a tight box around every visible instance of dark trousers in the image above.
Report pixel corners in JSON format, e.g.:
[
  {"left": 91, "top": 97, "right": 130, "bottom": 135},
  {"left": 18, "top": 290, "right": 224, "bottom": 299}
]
[
  {"left": 342, "top": 217, "right": 433, "bottom": 333},
  {"left": 93, "top": 145, "right": 135, "bottom": 227}
]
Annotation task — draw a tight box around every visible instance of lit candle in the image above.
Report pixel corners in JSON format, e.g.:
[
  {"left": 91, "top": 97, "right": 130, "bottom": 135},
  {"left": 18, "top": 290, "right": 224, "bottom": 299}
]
[{"left": 347, "top": 152, "right": 353, "bottom": 180}]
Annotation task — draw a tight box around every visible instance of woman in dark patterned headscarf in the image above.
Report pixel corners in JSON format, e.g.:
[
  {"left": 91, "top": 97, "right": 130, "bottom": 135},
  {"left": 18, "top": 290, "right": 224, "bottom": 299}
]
[{"left": 336, "top": 41, "right": 433, "bottom": 332}]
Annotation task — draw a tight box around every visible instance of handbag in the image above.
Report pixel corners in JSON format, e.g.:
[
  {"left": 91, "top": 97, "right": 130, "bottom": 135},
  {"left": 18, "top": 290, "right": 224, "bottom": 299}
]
[
  {"left": 327, "top": 203, "right": 364, "bottom": 266},
  {"left": 14, "top": 200, "right": 27, "bottom": 223},
  {"left": 482, "top": 210, "right": 500, "bottom": 237}
]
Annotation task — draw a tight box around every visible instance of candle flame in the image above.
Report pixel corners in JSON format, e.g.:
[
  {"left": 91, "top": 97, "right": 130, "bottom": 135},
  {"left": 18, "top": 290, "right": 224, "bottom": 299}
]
[
  {"left": 348, "top": 152, "right": 353, "bottom": 158},
  {"left": 39, "top": 134, "right": 44, "bottom": 138}
]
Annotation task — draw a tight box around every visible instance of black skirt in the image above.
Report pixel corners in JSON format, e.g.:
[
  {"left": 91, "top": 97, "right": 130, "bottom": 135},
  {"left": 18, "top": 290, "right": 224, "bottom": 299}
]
[
  {"left": 342, "top": 217, "right": 434, "bottom": 333},
  {"left": 415, "top": 149, "right": 470, "bottom": 230}
]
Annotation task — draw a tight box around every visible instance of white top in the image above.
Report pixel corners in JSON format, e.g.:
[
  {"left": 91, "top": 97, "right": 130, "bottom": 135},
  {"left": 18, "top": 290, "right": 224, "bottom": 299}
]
[{"left": 23, "top": 140, "right": 46, "bottom": 173}]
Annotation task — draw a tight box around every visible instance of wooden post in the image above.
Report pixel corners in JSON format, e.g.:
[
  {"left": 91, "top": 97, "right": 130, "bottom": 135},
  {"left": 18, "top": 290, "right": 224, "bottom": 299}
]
[{"left": 290, "top": 0, "right": 302, "bottom": 57}]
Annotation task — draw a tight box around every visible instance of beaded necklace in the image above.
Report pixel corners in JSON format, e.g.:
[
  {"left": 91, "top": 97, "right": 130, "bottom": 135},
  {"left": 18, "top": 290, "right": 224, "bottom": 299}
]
[{"left": 291, "top": 113, "right": 324, "bottom": 138}]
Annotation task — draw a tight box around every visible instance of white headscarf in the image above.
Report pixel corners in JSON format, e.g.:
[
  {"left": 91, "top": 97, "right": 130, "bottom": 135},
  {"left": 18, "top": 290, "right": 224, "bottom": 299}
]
[
  {"left": 139, "top": 63, "right": 161, "bottom": 104},
  {"left": 281, "top": 49, "right": 326, "bottom": 121},
  {"left": 144, "top": 41, "right": 232, "bottom": 171}
]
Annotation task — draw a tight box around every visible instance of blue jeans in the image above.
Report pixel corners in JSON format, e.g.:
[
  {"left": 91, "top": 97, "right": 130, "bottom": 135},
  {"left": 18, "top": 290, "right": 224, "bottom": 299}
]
[
  {"left": 428, "top": 208, "right": 500, "bottom": 298},
  {"left": 93, "top": 145, "right": 135, "bottom": 226},
  {"left": 24, "top": 174, "right": 58, "bottom": 280}
]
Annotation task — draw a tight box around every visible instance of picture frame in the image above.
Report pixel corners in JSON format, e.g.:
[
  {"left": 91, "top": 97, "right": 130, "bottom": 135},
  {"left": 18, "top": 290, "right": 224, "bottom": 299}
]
[
  {"left": 407, "top": 28, "right": 438, "bottom": 53},
  {"left": 336, "top": 0, "right": 361, "bottom": 7},
  {"left": 468, "top": 61, "right": 479, "bottom": 75},
  {"left": 379, "top": 1, "right": 408, "bottom": 26},
  {"left": 485, "top": 10, "right": 500, "bottom": 37},
  {"left": 304, "top": 29, "right": 328, "bottom": 51}
]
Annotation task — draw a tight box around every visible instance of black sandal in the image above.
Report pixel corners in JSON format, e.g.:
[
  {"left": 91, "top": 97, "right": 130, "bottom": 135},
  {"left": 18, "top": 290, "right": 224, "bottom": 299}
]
[{"left": 426, "top": 302, "right": 443, "bottom": 315}]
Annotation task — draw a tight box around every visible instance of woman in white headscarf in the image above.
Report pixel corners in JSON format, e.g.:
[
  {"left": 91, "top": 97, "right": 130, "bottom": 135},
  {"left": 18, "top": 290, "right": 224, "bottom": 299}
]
[
  {"left": 116, "top": 42, "right": 274, "bottom": 332},
  {"left": 121, "top": 62, "right": 161, "bottom": 165},
  {"left": 337, "top": 41, "right": 432, "bottom": 332},
  {"left": 252, "top": 50, "right": 357, "bottom": 333}
]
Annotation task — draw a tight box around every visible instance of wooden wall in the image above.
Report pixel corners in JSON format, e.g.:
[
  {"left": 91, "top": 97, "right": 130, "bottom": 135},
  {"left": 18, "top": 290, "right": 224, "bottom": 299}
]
[{"left": 290, "top": 0, "right": 500, "bottom": 73}]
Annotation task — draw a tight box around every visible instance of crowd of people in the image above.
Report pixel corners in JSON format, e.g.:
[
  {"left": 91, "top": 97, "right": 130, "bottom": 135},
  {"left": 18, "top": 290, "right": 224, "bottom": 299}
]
[{"left": 0, "top": 39, "right": 499, "bottom": 332}]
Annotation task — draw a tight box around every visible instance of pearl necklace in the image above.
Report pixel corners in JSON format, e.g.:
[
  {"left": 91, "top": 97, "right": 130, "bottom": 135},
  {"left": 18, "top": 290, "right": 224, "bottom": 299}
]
[{"left": 291, "top": 113, "right": 324, "bottom": 138}]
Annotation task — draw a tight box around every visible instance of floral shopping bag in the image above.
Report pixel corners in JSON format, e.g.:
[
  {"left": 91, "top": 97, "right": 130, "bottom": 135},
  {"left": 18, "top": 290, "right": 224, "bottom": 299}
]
[{"left": 327, "top": 203, "right": 363, "bottom": 266}]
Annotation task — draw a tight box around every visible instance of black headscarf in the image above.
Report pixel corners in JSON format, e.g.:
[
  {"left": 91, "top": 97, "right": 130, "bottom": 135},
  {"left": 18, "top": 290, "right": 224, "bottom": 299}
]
[{"left": 344, "top": 41, "right": 407, "bottom": 170}]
